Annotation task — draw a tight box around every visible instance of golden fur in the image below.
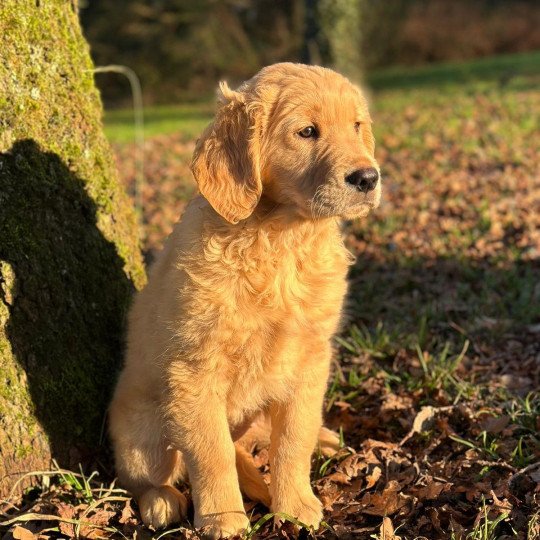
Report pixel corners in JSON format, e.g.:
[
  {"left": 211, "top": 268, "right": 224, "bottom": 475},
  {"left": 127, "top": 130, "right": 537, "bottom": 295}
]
[{"left": 109, "top": 63, "right": 381, "bottom": 538}]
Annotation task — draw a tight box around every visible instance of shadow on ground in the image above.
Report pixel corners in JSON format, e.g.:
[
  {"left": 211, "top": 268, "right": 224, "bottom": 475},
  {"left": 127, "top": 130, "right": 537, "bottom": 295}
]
[{"left": 349, "top": 251, "right": 539, "bottom": 327}]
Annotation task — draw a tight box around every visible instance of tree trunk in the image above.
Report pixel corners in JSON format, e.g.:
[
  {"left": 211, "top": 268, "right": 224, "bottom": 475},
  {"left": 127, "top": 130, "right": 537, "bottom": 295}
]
[
  {"left": 0, "top": 0, "right": 146, "bottom": 496},
  {"left": 303, "top": 0, "right": 364, "bottom": 82}
]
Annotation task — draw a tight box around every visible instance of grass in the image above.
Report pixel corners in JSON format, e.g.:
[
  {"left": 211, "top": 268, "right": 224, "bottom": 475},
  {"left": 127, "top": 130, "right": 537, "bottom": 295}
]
[
  {"left": 368, "top": 50, "right": 540, "bottom": 91},
  {"left": 104, "top": 101, "right": 214, "bottom": 143},
  {"left": 454, "top": 497, "right": 514, "bottom": 540},
  {"left": 0, "top": 464, "right": 132, "bottom": 538}
]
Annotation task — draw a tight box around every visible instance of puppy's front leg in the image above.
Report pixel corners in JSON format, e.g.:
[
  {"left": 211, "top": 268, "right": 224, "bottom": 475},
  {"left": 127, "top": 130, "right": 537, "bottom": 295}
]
[
  {"left": 167, "top": 384, "right": 248, "bottom": 539},
  {"left": 269, "top": 366, "right": 328, "bottom": 530}
]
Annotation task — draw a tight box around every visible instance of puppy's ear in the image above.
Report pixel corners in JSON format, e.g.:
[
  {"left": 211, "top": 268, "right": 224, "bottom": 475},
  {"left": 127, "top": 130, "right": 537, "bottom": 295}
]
[{"left": 190, "top": 82, "right": 262, "bottom": 224}]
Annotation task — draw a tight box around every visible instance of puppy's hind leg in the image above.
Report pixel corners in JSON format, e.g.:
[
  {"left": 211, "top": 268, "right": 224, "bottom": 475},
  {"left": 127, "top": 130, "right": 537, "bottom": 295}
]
[
  {"left": 317, "top": 426, "right": 342, "bottom": 457},
  {"left": 109, "top": 386, "right": 188, "bottom": 530},
  {"left": 235, "top": 444, "right": 271, "bottom": 507},
  {"left": 237, "top": 413, "right": 342, "bottom": 461}
]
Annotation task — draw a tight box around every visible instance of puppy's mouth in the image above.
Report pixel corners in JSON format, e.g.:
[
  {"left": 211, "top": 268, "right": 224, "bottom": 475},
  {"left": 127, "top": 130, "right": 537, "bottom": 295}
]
[
  {"left": 347, "top": 188, "right": 380, "bottom": 209},
  {"left": 304, "top": 175, "right": 381, "bottom": 220},
  {"left": 343, "top": 201, "right": 374, "bottom": 218},
  {"left": 306, "top": 197, "right": 376, "bottom": 221},
  {"left": 341, "top": 183, "right": 382, "bottom": 218}
]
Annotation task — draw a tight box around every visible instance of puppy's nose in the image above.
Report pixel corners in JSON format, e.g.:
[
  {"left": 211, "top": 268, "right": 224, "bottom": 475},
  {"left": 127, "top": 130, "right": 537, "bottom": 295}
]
[{"left": 345, "top": 168, "right": 379, "bottom": 193}]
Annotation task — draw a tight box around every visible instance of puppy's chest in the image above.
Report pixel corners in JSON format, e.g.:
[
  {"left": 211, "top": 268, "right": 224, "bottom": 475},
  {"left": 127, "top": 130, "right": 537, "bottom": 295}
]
[
  {"left": 221, "top": 247, "right": 348, "bottom": 408},
  {"left": 185, "top": 224, "right": 351, "bottom": 416},
  {"left": 223, "top": 276, "right": 342, "bottom": 422},
  {"left": 232, "top": 238, "right": 348, "bottom": 331}
]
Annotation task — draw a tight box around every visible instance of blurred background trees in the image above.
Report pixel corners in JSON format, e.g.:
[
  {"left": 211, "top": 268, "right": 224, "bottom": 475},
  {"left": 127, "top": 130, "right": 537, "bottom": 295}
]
[{"left": 80, "top": 0, "right": 540, "bottom": 105}]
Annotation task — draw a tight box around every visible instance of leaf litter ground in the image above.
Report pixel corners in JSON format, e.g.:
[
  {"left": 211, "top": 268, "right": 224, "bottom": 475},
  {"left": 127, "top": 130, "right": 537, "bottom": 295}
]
[{"left": 1, "top": 80, "right": 539, "bottom": 539}]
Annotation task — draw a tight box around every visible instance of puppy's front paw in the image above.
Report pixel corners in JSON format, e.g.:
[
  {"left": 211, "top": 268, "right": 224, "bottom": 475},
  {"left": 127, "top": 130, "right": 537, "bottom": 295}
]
[
  {"left": 273, "top": 489, "right": 323, "bottom": 530},
  {"left": 139, "top": 485, "right": 188, "bottom": 529},
  {"left": 196, "top": 511, "right": 249, "bottom": 539}
]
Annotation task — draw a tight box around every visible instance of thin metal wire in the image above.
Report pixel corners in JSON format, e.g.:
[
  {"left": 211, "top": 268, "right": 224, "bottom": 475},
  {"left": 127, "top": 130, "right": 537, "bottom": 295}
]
[{"left": 93, "top": 65, "right": 145, "bottom": 237}]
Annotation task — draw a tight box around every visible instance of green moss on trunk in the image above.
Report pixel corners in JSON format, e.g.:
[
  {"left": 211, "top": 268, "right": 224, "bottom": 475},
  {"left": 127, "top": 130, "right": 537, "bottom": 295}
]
[{"left": 0, "top": 0, "right": 146, "bottom": 495}]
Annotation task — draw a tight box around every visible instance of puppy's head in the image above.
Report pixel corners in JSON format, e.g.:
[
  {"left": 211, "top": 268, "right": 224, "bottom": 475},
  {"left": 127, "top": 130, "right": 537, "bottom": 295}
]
[{"left": 191, "top": 63, "right": 381, "bottom": 224}]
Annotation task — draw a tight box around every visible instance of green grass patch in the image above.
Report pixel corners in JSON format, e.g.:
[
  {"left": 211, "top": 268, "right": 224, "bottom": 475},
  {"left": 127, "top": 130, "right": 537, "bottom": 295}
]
[
  {"left": 368, "top": 50, "right": 540, "bottom": 91},
  {"left": 103, "top": 102, "right": 214, "bottom": 143}
]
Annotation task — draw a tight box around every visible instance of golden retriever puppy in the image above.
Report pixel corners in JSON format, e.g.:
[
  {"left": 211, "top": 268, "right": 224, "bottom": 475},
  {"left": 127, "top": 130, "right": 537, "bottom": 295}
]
[{"left": 109, "top": 62, "right": 381, "bottom": 538}]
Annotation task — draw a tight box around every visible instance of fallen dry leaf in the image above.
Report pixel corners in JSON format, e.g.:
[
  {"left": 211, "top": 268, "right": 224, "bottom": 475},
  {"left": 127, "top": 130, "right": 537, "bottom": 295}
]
[
  {"left": 361, "top": 480, "right": 411, "bottom": 516},
  {"left": 364, "top": 466, "right": 382, "bottom": 490},
  {"left": 119, "top": 500, "right": 136, "bottom": 525},
  {"left": 325, "top": 471, "right": 351, "bottom": 485},
  {"left": 411, "top": 480, "right": 450, "bottom": 500},
  {"left": 339, "top": 453, "right": 369, "bottom": 479},
  {"left": 79, "top": 509, "right": 117, "bottom": 538},
  {"left": 380, "top": 516, "right": 401, "bottom": 540},
  {"left": 481, "top": 415, "right": 510, "bottom": 434},
  {"left": 12, "top": 526, "right": 36, "bottom": 540},
  {"left": 57, "top": 503, "right": 76, "bottom": 537}
]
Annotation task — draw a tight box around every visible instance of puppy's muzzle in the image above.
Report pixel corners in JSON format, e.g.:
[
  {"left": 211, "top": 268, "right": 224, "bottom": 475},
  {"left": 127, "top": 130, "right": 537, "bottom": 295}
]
[{"left": 345, "top": 167, "right": 379, "bottom": 193}]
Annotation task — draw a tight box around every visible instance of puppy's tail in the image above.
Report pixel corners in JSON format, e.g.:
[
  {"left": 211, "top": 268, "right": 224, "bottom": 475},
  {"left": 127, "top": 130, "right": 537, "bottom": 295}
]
[{"left": 235, "top": 443, "right": 271, "bottom": 508}]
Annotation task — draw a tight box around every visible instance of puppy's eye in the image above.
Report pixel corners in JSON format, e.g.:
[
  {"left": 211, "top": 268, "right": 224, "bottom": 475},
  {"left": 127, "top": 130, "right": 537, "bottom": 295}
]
[
  {"left": 298, "top": 126, "right": 317, "bottom": 138},
  {"left": 354, "top": 122, "right": 361, "bottom": 133}
]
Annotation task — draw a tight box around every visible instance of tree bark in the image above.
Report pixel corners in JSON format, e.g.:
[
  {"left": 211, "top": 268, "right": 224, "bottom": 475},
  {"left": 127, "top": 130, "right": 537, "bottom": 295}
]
[
  {"left": 303, "top": 0, "right": 364, "bottom": 82},
  {"left": 0, "top": 0, "right": 146, "bottom": 496}
]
